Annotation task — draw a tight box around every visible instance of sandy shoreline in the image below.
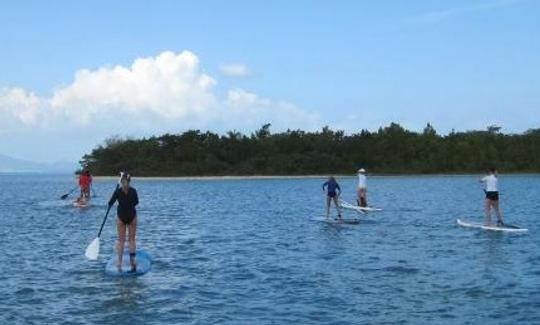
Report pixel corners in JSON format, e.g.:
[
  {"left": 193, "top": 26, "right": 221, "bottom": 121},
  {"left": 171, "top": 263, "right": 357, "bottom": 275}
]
[
  {"left": 93, "top": 175, "right": 333, "bottom": 181},
  {"left": 89, "top": 173, "right": 540, "bottom": 181}
]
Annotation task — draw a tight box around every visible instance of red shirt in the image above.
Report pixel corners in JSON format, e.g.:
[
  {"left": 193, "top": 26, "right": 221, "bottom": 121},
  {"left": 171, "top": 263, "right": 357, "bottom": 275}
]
[{"left": 79, "top": 175, "right": 90, "bottom": 188}]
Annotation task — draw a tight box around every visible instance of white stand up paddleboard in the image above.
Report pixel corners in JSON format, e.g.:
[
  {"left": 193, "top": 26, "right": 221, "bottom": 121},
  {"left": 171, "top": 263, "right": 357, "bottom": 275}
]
[
  {"left": 312, "top": 216, "right": 360, "bottom": 224},
  {"left": 73, "top": 199, "right": 90, "bottom": 208},
  {"left": 105, "top": 250, "right": 152, "bottom": 276},
  {"left": 339, "top": 200, "right": 382, "bottom": 213},
  {"left": 457, "top": 219, "right": 528, "bottom": 233}
]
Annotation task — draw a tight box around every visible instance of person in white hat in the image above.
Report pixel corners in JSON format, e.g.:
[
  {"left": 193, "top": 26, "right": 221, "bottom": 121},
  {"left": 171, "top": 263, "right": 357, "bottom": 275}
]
[
  {"left": 480, "top": 167, "right": 504, "bottom": 226},
  {"left": 357, "top": 168, "right": 368, "bottom": 207}
]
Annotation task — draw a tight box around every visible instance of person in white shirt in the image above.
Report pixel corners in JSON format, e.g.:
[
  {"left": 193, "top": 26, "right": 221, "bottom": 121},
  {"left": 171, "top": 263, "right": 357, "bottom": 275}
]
[
  {"left": 480, "top": 168, "right": 504, "bottom": 226},
  {"left": 357, "top": 168, "right": 368, "bottom": 207}
]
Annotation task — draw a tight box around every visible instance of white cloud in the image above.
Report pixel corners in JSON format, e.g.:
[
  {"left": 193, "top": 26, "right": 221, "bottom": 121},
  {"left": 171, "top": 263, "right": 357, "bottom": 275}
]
[
  {"left": 0, "top": 88, "right": 45, "bottom": 131},
  {"left": 50, "top": 51, "right": 218, "bottom": 125},
  {"left": 0, "top": 50, "right": 319, "bottom": 141},
  {"left": 227, "top": 88, "right": 269, "bottom": 107},
  {"left": 222, "top": 88, "right": 320, "bottom": 130},
  {"left": 219, "top": 63, "right": 250, "bottom": 77}
]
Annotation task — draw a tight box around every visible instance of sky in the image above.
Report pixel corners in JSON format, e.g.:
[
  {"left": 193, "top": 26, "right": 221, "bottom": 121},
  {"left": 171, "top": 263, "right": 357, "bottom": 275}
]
[{"left": 0, "top": 0, "right": 539, "bottom": 163}]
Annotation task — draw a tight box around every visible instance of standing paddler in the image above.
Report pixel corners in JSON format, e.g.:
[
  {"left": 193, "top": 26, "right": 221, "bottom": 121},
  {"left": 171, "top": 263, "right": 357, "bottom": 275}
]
[
  {"left": 323, "top": 176, "right": 342, "bottom": 219},
  {"left": 480, "top": 168, "right": 504, "bottom": 226},
  {"left": 108, "top": 172, "right": 139, "bottom": 272},
  {"left": 76, "top": 170, "right": 91, "bottom": 204},
  {"left": 357, "top": 168, "right": 368, "bottom": 207}
]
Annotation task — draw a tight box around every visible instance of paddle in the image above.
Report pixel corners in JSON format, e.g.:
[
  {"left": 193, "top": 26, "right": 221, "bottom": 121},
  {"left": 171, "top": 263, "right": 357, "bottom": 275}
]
[
  {"left": 60, "top": 187, "right": 78, "bottom": 200},
  {"left": 340, "top": 199, "right": 367, "bottom": 214},
  {"left": 85, "top": 181, "right": 120, "bottom": 260}
]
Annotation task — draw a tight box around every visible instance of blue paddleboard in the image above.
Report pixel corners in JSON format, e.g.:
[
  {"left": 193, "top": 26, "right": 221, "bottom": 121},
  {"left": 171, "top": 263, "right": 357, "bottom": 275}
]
[{"left": 105, "top": 250, "right": 152, "bottom": 276}]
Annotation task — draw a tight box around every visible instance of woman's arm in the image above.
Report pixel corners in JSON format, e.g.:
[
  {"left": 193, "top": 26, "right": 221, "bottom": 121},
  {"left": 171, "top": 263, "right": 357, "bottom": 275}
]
[
  {"left": 133, "top": 188, "right": 139, "bottom": 206},
  {"left": 108, "top": 189, "right": 118, "bottom": 206}
]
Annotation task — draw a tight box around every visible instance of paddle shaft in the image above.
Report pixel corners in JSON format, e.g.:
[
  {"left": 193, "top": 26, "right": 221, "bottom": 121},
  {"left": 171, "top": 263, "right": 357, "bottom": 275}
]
[
  {"left": 97, "top": 184, "right": 119, "bottom": 238},
  {"left": 97, "top": 204, "right": 112, "bottom": 238},
  {"left": 61, "top": 186, "right": 78, "bottom": 199}
]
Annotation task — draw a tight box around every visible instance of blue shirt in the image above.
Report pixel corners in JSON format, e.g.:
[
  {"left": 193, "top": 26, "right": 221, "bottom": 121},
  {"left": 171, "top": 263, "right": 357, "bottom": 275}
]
[{"left": 323, "top": 179, "right": 341, "bottom": 194}]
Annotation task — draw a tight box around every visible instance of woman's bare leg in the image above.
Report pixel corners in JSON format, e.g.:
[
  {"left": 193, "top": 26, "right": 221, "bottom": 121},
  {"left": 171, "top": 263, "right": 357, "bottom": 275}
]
[
  {"left": 493, "top": 201, "right": 503, "bottom": 224},
  {"left": 360, "top": 188, "right": 367, "bottom": 207},
  {"left": 326, "top": 196, "right": 331, "bottom": 218},
  {"left": 128, "top": 216, "right": 137, "bottom": 270},
  {"left": 484, "top": 199, "right": 492, "bottom": 226},
  {"left": 333, "top": 197, "right": 341, "bottom": 218},
  {"left": 116, "top": 218, "right": 127, "bottom": 271}
]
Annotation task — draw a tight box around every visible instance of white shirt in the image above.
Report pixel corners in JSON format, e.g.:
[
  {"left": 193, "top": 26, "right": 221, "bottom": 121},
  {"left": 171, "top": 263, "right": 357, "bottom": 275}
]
[
  {"left": 358, "top": 174, "right": 367, "bottom": 188},
  {"left": 481, "top": 174, "right": 498, "bottom": 192}
]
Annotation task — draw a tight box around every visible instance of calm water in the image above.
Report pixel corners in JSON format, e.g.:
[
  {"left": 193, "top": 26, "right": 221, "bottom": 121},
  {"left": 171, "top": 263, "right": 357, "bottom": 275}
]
[{"left": 0, "top": 174, "right": 539, "bottom": 324}]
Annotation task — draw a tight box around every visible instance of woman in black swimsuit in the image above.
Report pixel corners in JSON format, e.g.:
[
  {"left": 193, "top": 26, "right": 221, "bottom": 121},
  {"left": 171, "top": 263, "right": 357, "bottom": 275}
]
[{"left": 108, "top": 172, "right": 139, "bottom": 272}]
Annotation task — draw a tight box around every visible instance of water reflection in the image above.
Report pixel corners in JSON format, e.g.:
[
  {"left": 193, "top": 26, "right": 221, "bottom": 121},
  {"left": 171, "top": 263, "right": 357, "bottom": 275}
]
[{"left": 481, "top": 232, "right": 510, "bottom": 267}]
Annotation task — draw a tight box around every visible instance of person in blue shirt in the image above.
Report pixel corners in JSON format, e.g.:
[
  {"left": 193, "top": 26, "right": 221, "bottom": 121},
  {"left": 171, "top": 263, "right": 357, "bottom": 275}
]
[{"left": 322, "top": 176, "right": 342, "bottom": 219}]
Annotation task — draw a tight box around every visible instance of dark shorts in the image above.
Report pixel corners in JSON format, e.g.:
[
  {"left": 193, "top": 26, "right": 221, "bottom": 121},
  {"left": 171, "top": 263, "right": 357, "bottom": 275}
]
[
  {"left": 327, "top": 191, "right": 337, "bottom": 198},
  {"left": 118, "top": 214, "right": 136, "bottom": 225},
  {"left": 485, "top": 191, "right": 499, "bottom": 201}
]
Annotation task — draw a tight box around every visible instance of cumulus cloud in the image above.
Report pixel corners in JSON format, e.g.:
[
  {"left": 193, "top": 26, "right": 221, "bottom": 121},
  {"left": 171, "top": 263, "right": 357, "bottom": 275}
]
[
  {"left": 50, "top": 51, "right": 217, "bottom": 125},
  {"left": 218, "top": 63, "right": 250, "bottom": 77},
  {"left": 0, "top": 50, "right": 318, "bottom": 138},
  {"left": 0, "top": 88, "right": 46, "bottom": 131}
]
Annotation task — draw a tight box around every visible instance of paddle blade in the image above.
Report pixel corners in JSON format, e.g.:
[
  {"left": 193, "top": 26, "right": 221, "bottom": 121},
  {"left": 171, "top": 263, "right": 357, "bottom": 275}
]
[
  {"left": 85, "top": 237, "right": 100, "bottom": 260},
  {"left": 60, "top": 194, "right": 69, "bottom": 200}
]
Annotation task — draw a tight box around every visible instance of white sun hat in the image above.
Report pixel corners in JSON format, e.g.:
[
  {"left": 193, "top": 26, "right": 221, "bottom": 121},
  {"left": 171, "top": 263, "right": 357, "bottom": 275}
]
[{"left": 358, "top": 168, "right": 366, "bottom": 173}]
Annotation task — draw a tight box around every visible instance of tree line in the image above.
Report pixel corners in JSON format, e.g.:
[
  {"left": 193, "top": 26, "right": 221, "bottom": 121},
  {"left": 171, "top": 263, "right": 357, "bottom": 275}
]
[{"left": 79, "top": 123, "right": 540, "bottom": 176}]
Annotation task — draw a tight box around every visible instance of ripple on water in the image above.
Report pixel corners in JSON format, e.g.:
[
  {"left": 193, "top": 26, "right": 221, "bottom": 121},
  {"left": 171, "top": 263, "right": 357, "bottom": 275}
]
[{"left": 1, "top": 175, "right": 540, "bottom": 324}]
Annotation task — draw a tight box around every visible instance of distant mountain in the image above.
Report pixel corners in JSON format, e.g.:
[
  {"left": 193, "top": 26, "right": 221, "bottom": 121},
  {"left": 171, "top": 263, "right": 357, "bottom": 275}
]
[{"left": 0, "top": 154, "right": 76, "bottom": 173}]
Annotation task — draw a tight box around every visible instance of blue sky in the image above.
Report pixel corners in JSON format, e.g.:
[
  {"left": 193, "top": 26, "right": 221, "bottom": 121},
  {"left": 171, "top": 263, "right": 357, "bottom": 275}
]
[{"left": 0, "top": 0, "right": 539, "bottom": 162}]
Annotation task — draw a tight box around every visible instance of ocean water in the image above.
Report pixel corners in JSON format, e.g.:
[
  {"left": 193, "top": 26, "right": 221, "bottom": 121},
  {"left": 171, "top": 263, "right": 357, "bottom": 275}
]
[{"left": 0, "top": 174, "right": 539, "bottom": 324}]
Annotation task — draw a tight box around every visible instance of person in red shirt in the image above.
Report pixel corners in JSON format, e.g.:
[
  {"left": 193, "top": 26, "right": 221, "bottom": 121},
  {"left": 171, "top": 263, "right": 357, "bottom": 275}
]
[
  {"left": 85, "top": 170, "right": 93, "bottom": 196},
  {"left": 78, "top": 171, "right": 91, "bottom": 200}
]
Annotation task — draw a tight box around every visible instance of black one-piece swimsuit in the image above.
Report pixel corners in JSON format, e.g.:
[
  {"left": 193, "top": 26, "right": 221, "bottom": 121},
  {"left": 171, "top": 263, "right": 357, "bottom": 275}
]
[{"left": 109, "top": 187, "right": 139, "bottom": 225}]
